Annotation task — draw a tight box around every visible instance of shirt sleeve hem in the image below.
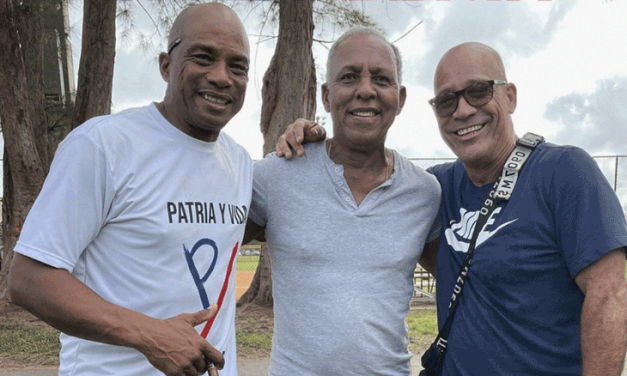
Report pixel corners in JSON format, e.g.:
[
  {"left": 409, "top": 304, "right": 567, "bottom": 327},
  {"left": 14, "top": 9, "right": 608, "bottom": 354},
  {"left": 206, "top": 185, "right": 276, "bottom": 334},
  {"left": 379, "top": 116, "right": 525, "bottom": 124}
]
[
  {"left": 570, "top": 236, "right": 627, "bottom": 278},
  {"left": 13, "top": 242, "right": 76, "bottom": 272}
]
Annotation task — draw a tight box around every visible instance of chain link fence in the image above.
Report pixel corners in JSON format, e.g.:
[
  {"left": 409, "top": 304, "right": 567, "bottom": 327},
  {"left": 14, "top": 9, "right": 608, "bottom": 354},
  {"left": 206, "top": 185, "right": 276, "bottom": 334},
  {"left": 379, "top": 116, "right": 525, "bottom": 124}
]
[
  {"left": 409, "top": 155, "right": 627, "bottom": 216},
  {"left": 235, "top": 245, "right": 261, "bottom": 300}
]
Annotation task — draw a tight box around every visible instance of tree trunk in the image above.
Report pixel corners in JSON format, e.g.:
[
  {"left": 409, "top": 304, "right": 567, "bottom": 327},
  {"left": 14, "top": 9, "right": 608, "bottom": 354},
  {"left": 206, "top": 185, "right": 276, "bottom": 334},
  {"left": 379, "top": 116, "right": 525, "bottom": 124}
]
[
  {"left": 0, "top": 0, "right": 48, "bottom": 298},
  {"left": 0, "top": 0, "right": 117, "bottom": 300},
  {"left": 238, "top": 0, "right": 317, "bottom": 307},
  {"left": 16, "top": 0, "right": 49, "bottom": 171},
  {"left": 71, "top": 0, "right": 116, "bottom": 128}
]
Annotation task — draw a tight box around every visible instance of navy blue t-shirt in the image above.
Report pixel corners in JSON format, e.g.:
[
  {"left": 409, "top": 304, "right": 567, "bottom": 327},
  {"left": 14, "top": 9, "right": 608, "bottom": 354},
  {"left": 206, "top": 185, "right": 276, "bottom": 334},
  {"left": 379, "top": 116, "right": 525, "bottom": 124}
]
[{"left": 428, "top": 143, "right": 627, "bottom": 375}]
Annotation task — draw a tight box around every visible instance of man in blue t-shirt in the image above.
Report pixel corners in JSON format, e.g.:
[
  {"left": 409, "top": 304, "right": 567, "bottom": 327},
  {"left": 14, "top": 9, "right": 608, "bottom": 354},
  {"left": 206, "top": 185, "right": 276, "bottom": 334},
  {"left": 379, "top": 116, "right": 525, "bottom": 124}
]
[
  {"left": 279, "top": 42, "right": 627, "bottom": 375},
  {"left": 421, "top": 42, "right": 627, "bottom": 375}
]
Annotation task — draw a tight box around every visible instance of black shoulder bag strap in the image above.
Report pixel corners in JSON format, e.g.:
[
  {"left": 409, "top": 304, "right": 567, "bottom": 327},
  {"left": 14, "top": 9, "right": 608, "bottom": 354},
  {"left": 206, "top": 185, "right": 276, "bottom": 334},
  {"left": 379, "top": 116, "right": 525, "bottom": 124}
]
[{"left": 419, "top": 133, "right": 544, "bottom": 376}]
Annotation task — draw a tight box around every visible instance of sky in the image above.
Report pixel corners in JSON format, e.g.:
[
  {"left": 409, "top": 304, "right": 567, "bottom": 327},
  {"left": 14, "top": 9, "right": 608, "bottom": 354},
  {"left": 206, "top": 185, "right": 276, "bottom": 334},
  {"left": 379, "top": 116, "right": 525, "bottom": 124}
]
[
  {"left": 1, "top": 2, "right": 624, "bottom": 235},
  {"left": 0, "top": 1, "right": 617, "bottom": 204},
  {"left": 63, "top": 0, "right": 627, "bottom": 163}
]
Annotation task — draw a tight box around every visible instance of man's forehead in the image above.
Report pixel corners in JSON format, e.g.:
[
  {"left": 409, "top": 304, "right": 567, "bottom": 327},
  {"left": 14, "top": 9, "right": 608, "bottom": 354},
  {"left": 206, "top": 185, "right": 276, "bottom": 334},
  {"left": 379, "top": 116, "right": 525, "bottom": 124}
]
[
  {"left": 331, "top": 34, "right": 395, "bottom": 69},
  {"left": 434, "top": 66, "right": 492, "bottom": 92},
  {"left": 434, "top": 46, "right": 502, "bottom": 92},
  {"left": 172, "top": 4, "right": 248, "bottom": 51},
  {"left": 182, "top": 24, "right": 249, "bottom": 57},
  {"left": 186, "top": 38, "right": 250, "bottom": 60}
]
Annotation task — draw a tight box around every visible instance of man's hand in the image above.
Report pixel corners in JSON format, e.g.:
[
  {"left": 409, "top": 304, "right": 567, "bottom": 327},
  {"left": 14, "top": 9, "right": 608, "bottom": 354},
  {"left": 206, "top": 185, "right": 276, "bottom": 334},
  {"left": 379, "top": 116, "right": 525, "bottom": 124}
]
[
  {"left": 138, "top": 305, "right": 225, "bottom": 376},
  {"left": 276, "top": 118, "right": 326, "bottom": 159},
  {"left": 9, "top": 254, "right": 224, "bottom": 376}
]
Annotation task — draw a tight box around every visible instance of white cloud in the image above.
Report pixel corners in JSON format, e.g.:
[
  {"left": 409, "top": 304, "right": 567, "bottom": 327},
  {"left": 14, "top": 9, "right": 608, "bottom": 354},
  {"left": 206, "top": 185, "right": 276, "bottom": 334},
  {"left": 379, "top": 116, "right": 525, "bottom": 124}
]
[
  {"left": 66, "top": 0, "right": 627, "bottom": 160},
  {"left": 544, "top": 76, "right": 627, "bottom": 155}
]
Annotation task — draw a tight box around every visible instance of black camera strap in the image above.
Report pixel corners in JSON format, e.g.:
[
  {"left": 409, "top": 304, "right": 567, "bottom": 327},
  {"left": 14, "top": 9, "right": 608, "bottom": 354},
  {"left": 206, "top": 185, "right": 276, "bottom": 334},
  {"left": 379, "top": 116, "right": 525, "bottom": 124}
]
[{"left": 423, "top": 133, "right": 544, "bottom": 369}]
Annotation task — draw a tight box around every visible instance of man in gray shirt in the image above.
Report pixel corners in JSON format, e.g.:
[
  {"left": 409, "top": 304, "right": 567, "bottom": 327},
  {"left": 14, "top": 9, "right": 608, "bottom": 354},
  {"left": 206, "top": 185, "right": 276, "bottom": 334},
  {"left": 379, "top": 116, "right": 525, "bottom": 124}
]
[{"left": 244, "top": 27, "right": 441, "bottom": 376}]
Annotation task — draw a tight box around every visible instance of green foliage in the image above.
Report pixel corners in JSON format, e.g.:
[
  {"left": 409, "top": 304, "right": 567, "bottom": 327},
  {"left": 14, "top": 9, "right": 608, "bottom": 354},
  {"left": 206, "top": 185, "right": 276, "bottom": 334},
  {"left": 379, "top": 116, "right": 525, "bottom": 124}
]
[
  {"left": 313, "top": 0, "right": 378, "bottom": 31},
  {"left": 0, "top": 320, "right": 60, "bottom": 357}
]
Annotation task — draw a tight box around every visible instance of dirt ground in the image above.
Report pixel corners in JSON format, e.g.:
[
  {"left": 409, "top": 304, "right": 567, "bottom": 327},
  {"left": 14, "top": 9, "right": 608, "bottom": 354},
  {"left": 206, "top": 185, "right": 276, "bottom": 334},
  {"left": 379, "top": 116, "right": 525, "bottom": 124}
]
[
  {"left": 234, "top": 303, "right": 274, "bottom": 360},
  {"left": 235, "top": 271, "right": 255, "bottom": 300},
  {"left": 0, "top": 300, "right": 274, "bottom": 370}
]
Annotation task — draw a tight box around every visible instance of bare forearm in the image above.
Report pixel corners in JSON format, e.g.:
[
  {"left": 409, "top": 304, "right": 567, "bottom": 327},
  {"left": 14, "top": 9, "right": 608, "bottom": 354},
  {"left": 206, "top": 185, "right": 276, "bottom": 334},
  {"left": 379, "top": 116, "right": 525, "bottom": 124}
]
[
  {"left": 8, "top": 254, "right": 154, "bottom": 351},
  {"left": 580, "top": 287, "right": 627, "bottom": 376},
  {"left": 9, "top": 253, "right": 226, "bottom": 375}
]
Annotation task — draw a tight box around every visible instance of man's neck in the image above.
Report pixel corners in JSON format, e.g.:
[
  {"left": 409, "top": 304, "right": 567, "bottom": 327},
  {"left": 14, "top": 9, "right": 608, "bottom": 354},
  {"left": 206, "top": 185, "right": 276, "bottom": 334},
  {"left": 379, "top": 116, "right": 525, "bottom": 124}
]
[
  {"left": 155, "top": 101, "right": 220, "bottom": 142},
  {"left": 326, "top": 139, "right": 393, "bottom": 206},
  {"left": 326, "top": 139, "right": 389, "bottom": 172},
  {"left": 464, "top": 140, "right": 517, "bottom": 187}
]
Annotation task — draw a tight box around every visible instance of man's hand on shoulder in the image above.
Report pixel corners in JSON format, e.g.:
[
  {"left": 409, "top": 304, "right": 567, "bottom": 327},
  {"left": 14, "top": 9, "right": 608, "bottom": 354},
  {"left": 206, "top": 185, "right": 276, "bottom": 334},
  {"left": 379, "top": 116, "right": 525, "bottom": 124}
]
[
  {"left": 137, "top": 305, "right": 225, "bottom": 376},
  {"left": 276, "top": 118, "right": 326, "bottom": 159}
]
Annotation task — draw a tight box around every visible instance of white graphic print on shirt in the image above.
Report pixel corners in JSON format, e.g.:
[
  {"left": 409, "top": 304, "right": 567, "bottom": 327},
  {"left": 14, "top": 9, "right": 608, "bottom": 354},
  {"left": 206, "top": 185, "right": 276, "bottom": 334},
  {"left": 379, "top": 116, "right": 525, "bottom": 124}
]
[{"left": 445, "top": 207, "right": 517, "bottom": 253}]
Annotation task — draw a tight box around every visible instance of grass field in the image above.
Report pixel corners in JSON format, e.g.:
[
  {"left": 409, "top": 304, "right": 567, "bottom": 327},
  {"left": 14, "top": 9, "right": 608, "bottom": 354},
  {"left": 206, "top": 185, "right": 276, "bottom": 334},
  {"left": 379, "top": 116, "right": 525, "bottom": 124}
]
[
  {"left": 0, "top": 320, "right": 61, "bottom": 364},
  {"left": 237, "top": 255, "right": 259, "bottom": 271},
  {"left": 0, "top": 308, "right": 437, "bottom": 363}
]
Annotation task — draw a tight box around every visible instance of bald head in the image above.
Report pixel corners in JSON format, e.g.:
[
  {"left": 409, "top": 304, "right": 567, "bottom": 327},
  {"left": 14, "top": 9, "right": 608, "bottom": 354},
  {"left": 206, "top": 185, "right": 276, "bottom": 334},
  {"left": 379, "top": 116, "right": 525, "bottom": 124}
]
[
  {"left": 168, "top": 3, "right": 249, "bottom": 53},
  {"left": 430, "top": 42, "right": 518, "bottom": 178},
  {"left": 434, "top": 42, "right": 506, "bottom": 92},
  {"left": 157, "top": 2, "right": 250, "bottom": 142}
]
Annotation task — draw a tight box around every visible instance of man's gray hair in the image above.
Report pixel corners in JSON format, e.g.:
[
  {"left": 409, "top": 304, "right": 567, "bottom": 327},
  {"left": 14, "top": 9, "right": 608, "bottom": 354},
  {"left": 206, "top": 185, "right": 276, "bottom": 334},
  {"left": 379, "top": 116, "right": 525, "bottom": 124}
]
[{"left": 326, "top": 27, "right": 402, "bottom": 84}]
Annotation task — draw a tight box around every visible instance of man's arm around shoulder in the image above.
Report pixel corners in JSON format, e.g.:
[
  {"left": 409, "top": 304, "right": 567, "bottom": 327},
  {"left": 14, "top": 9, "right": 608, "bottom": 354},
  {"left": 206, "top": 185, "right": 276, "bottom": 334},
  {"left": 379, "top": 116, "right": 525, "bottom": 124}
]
[
  {"left": 419, "top": 240, "right": 438, "bottom": 277},
  {"left": 243, "top": 218, "right": 265, "bottom": 244}
]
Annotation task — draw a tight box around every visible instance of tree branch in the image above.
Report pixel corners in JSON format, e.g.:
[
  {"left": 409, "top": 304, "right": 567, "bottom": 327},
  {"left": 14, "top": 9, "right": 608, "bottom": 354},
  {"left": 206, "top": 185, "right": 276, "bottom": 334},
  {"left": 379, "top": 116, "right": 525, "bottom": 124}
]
[
  {"left": 392, "top": 20, "right": 423, "bottom": 44},
  {"left": 135, "top": 0, "right": 163, "bottom": 39}
]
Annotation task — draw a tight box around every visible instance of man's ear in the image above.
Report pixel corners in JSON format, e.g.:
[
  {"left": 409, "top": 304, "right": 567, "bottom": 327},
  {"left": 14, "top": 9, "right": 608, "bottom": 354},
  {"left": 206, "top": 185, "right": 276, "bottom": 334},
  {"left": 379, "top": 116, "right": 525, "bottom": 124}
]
[
  {"left": 505, "top": 83, "right": 517, "bottom": 114},
  {"left": 397, "top": 86, "right": 407, "bottom": 115},
  {"left": 158, "top": 52, "right": 171, "bottom": 82},
  {"left": 321, "top": 83, "right": 331, "bottom": 113}
]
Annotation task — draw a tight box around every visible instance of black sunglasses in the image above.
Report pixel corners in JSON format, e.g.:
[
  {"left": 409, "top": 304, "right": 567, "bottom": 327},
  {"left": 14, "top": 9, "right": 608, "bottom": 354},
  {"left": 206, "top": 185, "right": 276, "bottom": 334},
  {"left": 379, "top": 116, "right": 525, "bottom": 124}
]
[{"left": 428, "top": 80, "right": 507, "bottom": 117}]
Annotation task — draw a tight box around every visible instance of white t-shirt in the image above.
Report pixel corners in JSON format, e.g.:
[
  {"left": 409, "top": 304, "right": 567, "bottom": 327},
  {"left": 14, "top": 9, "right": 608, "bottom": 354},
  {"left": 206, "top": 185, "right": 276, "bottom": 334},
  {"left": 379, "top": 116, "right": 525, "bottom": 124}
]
[{"left": 14, "top": 104, "right": 253, "bottom": 375}]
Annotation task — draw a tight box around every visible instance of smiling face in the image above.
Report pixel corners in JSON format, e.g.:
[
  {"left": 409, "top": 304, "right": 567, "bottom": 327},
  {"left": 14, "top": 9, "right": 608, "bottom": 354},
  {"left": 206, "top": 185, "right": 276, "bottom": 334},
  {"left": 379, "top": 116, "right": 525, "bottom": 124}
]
[
  {"left": 433, "top": 43, "right": 517, "bottom": 169},
  {"left": 322, "top": 33, "right": 406, "bottom": 151},
  {"left": 159, "top": 4, "right": 249, "bottom": 142}
]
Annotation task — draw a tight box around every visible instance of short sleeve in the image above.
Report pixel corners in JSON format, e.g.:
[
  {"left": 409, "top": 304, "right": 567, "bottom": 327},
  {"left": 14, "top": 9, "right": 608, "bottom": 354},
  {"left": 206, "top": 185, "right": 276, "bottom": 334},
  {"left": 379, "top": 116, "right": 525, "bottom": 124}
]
[
  {"left": 427, "top": 206, "right": 442, "bottom": 243},
  {"left": 550, "top": 147, "right": 627, "bottom": 278},
  {"left": 426, "top": 167, "right": 443, "bottom": 243},
  {"left": 13, "top": 133, "right": 115, "bottom": 272},
  {"left": 248, "top": 155, "right": 274, "bottom": 227}
]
